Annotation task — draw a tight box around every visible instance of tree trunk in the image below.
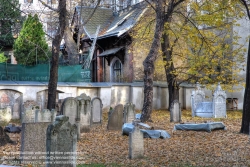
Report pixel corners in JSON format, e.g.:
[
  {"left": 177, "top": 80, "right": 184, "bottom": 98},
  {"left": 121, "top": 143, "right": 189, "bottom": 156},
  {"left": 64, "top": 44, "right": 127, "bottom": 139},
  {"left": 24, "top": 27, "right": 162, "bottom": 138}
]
[
  {"left": 240, "top": 38, "right": 250, "bottom": 134},
  {"left": 161, "top": 31, "right": 180, "bottom": 109},
  {"left": 140, "top": 0, "right": 165, "bottom": 122},
  {"left": 47, "top": 0, "right": 67, "bottom": 110}
]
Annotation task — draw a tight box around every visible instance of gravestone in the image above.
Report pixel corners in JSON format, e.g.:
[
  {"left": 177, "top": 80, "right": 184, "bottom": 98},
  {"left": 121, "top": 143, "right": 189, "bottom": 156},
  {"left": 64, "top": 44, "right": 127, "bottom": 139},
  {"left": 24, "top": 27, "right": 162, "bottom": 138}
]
[
  {"left": 46, "top": 115, "right": 77, "bottom": 167},
  {"left": 91, "top": 97, "right": 103, "bottom": 125},
  {"left": 20, "top": 122, "right": 51, "bottom": 164},
  {"left": 107, "top": 104, "right": 124, "bottom": 131},
  {"left": 21, "top": 108, "right": 36, "bottom": 123},
  {"left": 61, "top": 97, "right": 78, "bottom": 125},
  {"left": 123, "top": 103, "right": 135, "bottom": 123},
  {"left": 0, "top": 106, "right": 12, "bottom": 125},
  {"left": 170, "top": 100, "right": 181, "bottom": 122},
  {"left": 37, "top": 109, "right": 56, "bottom": 122},
  {"left": 129, "top": 121, "right": 144, "bottom": 159},
  {"left": 77, "top": 98, "right": 91, "bottom": 133},
  {"left": 191, "top": 82, "right": 205, "bottom": 117},
  {"left": 213, "top": 83, "right": 227, "bottom": 118},
  {"left": 61, "top": 97, "right": 79, "bottom": 139}
]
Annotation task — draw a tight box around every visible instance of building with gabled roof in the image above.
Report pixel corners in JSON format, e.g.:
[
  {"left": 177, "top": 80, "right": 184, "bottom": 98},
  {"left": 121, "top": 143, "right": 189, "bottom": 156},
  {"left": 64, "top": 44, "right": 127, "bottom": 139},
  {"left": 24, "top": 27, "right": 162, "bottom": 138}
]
[{"left": 70, "top": 1, "right": 147, "bottom": 82}]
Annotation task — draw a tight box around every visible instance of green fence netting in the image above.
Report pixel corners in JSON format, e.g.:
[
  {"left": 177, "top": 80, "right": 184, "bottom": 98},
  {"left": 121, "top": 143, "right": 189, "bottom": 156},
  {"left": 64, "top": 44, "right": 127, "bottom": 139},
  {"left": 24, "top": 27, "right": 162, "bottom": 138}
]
[{"left": 0, "top": 63, "right": 90, "bottom": 82}]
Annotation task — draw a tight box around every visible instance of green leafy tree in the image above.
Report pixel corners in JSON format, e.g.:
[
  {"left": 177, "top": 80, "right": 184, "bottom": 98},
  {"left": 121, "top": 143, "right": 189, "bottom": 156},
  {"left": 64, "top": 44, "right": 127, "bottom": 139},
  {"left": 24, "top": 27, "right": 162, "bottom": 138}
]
[
  {"left": 0, "top": 51, "right": 7, "bottom": 62},
  {"left": 132, "top": 0, "right": 246, "bottom": 122},
  {"left": 13, "top": 14, "right": 49, "bottom": 65},
  {"left": 0, "top": 0, "right": 23, "bottom": 47}
]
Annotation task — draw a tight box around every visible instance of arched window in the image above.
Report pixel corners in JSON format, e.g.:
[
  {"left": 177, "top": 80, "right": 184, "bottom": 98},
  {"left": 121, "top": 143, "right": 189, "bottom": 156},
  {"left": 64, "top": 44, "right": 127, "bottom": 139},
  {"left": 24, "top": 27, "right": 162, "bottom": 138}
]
[{"left": 110, "top": 58, "right": 122, "bottom": 82}]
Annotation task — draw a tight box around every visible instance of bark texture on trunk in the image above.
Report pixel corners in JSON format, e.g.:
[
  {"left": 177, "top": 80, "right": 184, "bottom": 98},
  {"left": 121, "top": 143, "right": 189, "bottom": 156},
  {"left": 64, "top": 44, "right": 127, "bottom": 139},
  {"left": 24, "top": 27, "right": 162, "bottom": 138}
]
[
  {"left": 47, "top": 0, "right": 67, "bottom": 110},
  {"left": 240, "top": 39, "right": 250, "bottom": 134},
  {"left": 140, "top": 0, "right": 165, "bottom": 122},
  {"left": 162, "top": 32, "right": 180, "bottom": 109}
]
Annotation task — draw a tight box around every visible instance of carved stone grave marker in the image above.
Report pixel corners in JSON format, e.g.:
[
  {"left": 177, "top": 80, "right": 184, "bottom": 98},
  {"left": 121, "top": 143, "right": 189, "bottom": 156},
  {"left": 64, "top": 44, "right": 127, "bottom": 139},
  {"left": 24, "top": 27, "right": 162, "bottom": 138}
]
[
  {"left": 213, "top": 83, "right": 227, "bottom": 118},
  {"left": 21, "top": 108, "right": 36, "bottom": 123},
  {"left": 170, "top": 100, "right": 181, "bottom": 122},
  {"left": 129, "top": 122, "right": 144, "bottom": 159},
  {"left": 91, "top": 97, "right": 103, "bottom": 125},
  {"left": 0, "top": 106, "right": 12, "bottom": 125},
  {"left": 46, "top": 115, "right": 77, "bottom": 167},
  {"left": 20, "top": 122, "right": 51, "bottom": 164},
  {"left": 107, "top": 104, "right": 123, "bottom": 131},
  {"left": 37, "top": 109, "right": 56, "bottom": 122},
  {"left": 124, "top": 103, "right": 135, "bottom": 123}
]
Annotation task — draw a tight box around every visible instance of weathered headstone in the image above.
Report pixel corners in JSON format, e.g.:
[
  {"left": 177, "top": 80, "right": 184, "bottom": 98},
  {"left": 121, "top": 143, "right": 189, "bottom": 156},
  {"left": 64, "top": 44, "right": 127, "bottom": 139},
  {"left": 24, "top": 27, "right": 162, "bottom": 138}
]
[
  {"left": 170, "top": 100, "right": 181, "bottom": 122},
  {"left": 129, "top": 121, "right": 144, "bottom": 159},
  {"left": 21, "top": 108, "right": 36, "bottom": 123},
  {"left": 0, "top": 106, "right": 12, "bottom": 125},
  {"left": 123, "top": 103, "right": 135, "bottom": 123},
  {"left": 213, "top": 83, "right": 227, "bottom": 118},
  {"left": 37, "top": 109, "right": 56, "bottom": 122},
  {"left": 91, "top": 97, "right": 103, "bottom": 125},
  {"left": 77, "top": 98, "right": 91, "bottom": 133},
  {"left": 191, "top": 82, "right": 205, "bottom": 117},
  {"left": 61, "top": 97, "right": 78, "bottom": 125},
  {"left": 107, "top": 104, "right": 124, "bottom": 131},
  {"left": 20, "top": 122, "right": 51, "bottom": 164},
  {"left": 46, "top": 115, "right": 77, "bottom": 167}
]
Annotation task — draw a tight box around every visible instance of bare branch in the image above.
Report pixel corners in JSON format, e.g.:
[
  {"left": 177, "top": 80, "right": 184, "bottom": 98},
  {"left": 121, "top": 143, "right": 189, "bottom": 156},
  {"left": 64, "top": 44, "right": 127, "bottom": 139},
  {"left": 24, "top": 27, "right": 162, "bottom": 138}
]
[{"left": 38, "top": 0, "right": 58, "bottom": 12}]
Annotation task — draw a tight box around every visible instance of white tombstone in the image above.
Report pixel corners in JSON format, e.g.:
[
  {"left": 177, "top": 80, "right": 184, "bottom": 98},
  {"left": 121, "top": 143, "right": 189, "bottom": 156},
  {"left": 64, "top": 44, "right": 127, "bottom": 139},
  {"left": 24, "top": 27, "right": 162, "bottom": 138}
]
[
  {"left": 124, "top": 103, "right": 135, "bottom": 123},
  {"left": 191, "top": 82, "right": 205, "bottom": 117},
  {"left": 0, "top": 106, "right": 12, "bottom": 125},
  {"left": 213, "top": 83, "right": 227, "bottom": 118},
  {"left": 129, "top": 123, "right": 144, "bottom": 159},
  {"left": 91, "top": 97, "right": 103, "bottom": 125},
  {"left": 170, "top": 100, "right": 181, "bottom": 122}
]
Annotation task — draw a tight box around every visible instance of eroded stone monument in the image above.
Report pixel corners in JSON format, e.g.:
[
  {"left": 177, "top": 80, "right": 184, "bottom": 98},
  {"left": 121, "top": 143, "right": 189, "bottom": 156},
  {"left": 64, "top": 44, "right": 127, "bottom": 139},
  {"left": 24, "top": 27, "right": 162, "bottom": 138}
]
[
  {"left": 107, "top": 104, "right": 123, "bottom": 131},
  {"left": 20, "top": 122, "right": 51, "bottom": 164},
  {"left": 91, "top": 97, "right": 103, "bottom": 125},
  {"left": 170, "top": 100, "right": 181, "bottom": 122},
  {"left": 124, "top": 103, "right": 135, "bottom": 123},
  {"left": 0, "top": 106, "right": 12, "bottom": 125},
  {"left": 213, "top": 83, "right": 227, "bottom": 118},
  {"left": 46, "top": 115, "right": 77, "bottom": 167},
  {"left": 129, "top": 121, "right": 144, "bottom": 159}
]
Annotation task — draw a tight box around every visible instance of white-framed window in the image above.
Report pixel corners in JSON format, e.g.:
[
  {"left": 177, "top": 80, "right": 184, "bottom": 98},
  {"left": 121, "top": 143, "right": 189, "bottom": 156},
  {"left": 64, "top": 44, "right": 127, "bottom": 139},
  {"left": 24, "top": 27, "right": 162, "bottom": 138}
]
[{"left": 110, "top": 57, "right": 123, "bottom": 82}]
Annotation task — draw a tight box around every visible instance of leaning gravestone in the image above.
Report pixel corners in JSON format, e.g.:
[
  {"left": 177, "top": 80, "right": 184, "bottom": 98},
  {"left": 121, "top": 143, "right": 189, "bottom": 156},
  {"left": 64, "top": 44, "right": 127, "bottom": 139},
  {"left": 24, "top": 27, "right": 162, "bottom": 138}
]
[
  {"left": 107, "top": 104, "right": 124, "bottom": 131},
  {"left": 46, "top": 115, "right": 77, "bottom": 167},
  {"left": 213, "top": 83, "right": 227, "bottom": 118},
  {"left": 170, "top": 100, "right": 181, "bottom": 122},
  {"left": 123, "top": 103, "right": 135, "bottom": 123},
  {"left": 20, "top": 122, "right": 51, "bottom": 164},
  {"left": 36, "top": 109, "right": 56, "bottom": 122},
  {"left": 0, "top": 106, "right": 12, "bottom": 125},
  {"left": 129, "top": 121, "right": 144, "bottom": 159},
  {"left": 191, "top": 82, "right": 205, "bottom": 117},
  {"left": 91, "top": 97, "right": 103, "bottom": 125}
]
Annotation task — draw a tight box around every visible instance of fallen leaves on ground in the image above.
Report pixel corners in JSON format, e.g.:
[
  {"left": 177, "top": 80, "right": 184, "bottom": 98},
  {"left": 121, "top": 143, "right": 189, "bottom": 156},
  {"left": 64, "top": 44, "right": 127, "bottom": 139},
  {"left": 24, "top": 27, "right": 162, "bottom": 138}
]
[{"left": 1, "top": 110, "right": 250, "bottom": 167}]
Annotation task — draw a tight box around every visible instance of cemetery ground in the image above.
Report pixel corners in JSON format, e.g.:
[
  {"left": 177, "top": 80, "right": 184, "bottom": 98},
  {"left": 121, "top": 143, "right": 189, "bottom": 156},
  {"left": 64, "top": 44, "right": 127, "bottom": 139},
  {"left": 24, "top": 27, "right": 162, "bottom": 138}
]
[{"left": 1, "top": 109, "right": 250, "bottom": 167}]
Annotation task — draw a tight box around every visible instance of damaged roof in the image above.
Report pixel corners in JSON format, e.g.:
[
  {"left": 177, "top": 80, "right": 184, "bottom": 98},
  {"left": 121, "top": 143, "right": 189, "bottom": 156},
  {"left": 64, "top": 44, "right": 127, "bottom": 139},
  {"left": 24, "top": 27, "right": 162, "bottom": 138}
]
[{"left": 74, "top": 2, "right": 148, "bottom": 39}]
